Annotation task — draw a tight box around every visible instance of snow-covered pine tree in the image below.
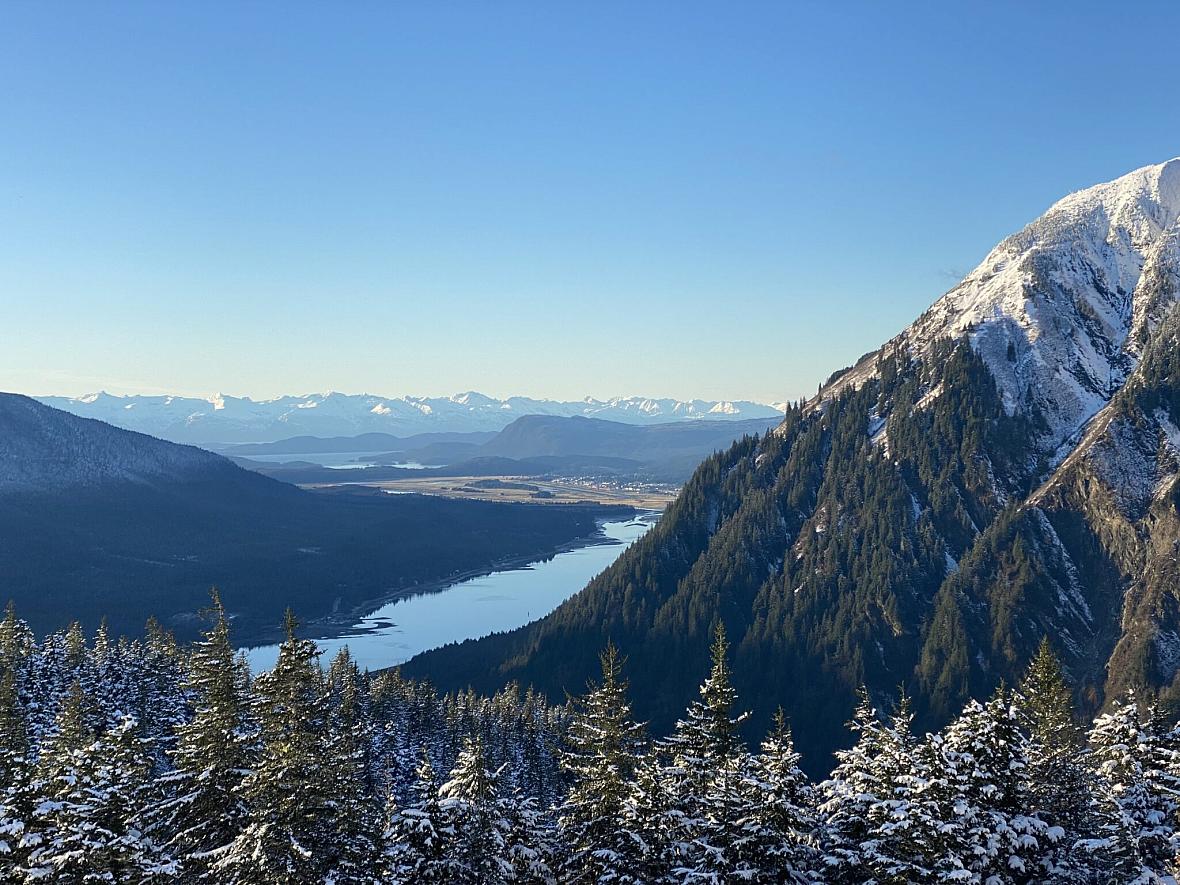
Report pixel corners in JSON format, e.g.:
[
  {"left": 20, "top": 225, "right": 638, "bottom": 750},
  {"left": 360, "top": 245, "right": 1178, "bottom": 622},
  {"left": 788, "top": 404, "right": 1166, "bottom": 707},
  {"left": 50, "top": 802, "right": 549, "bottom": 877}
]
[
  {"left": 623, "top": 753, "right": 677, "bottom": 883},
  {"left": 0, "top": 658, "right": 31, "bottom": 866},
  {"left": 732, "top": 708, "right": 817, "bottom": 883},
  {"left": 500, "top": 787, "right": 557, "bottom": 884},
  {"left": 1017, "top": 637, "right": 1092, "bottom": 878},
  {"left": 152, "top": 589, "right": 254, "bottom": 881},
  {"left": 1081, "top": 695, "right": 1180, "bottom": 883},
  {"left": 0, "top": 603, "right": 34, "bottom": 669},
  {"left": 136, "top": 615, "right": 188, "bottom": 758},
  {"left": 23, "top": 683, "right": 158, "bottom": 882},
  {"left": 556, "top": 641, "right": 647, "bottom": 884},
  {"left": 324, "top": 648, "right": 383, "bottom": 885},
  {"left": 437, "top": 735, "right": 514, "bottom": 884},
  {"left": 654, "top": 623, "right": 751, "bottom": 882},
  {"left": 384, "top": 746, "right": 456, "bottom": 884},
  {"left": 217, "top": 611, "right": 336, "bottom": 884},
  {"left": 818, "top": 688, "right": 910, "bottom": 881},
  {"left": 929, "top": 688, "right": 1057, "bottom": 884}
]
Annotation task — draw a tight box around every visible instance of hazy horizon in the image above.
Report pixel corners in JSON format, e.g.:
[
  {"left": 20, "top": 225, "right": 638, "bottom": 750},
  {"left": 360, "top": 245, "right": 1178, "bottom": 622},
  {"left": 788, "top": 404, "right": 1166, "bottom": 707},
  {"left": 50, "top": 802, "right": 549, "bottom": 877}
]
[{"left": 27, "top": 386, "right": 791, "bottom": 407}]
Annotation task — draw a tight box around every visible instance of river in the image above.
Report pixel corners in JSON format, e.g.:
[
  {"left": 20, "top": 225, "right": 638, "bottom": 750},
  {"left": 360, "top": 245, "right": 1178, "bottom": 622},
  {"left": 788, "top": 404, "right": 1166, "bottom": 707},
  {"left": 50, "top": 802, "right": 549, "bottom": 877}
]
[{"left": 243, "top": 514, "right": 656, "bottom": 673}]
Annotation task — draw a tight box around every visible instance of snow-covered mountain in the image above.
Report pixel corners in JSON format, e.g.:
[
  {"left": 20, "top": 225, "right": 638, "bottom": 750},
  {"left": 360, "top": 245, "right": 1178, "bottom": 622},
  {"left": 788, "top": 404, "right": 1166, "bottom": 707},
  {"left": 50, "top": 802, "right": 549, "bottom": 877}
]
[
  {"left": 824, "top": 157, "right": 1180, "bottom": 461},
  {"left": 407, "top": 157, "right": 1180, "bottom": 768},
  {"left": 0, "top": 393, "right": 237, "bottom": 492},
  {"left": 34, "top": 391, "right": 785, "bottom": 445}
]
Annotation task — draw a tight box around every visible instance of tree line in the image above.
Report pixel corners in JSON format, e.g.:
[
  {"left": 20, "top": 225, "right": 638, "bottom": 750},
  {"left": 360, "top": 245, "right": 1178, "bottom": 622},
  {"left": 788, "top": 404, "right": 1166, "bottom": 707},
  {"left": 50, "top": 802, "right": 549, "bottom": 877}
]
[{"left": 2, "top": 596, "right": 1180, "bottom": 883}]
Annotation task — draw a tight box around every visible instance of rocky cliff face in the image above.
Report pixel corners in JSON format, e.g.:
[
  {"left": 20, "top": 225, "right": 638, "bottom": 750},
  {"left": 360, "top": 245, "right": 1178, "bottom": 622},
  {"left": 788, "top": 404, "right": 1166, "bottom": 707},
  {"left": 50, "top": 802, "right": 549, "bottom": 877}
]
[{"left": 825, "top": 158, "right": 1180, "bottom": 462}]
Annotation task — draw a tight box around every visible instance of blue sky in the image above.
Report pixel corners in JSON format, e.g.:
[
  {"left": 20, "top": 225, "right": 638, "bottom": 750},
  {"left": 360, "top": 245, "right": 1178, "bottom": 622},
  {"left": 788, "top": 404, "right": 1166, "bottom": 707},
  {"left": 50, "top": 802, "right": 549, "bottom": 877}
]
[{"left": 3, "top": 1, "right": 1179, "bottom": 404}]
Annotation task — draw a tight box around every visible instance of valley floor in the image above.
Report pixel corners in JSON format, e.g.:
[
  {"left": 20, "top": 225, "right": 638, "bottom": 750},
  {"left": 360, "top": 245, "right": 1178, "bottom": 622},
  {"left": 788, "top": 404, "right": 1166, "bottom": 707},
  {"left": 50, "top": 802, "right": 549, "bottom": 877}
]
[{"left": 308, "top": 475, "right": 679, "bottom": 509}]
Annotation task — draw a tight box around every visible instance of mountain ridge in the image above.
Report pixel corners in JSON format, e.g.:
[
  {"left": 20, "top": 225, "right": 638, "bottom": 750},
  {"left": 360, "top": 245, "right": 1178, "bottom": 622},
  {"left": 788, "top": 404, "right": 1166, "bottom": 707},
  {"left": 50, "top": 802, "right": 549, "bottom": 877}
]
[
  {"left": 37, "top": 390, "right": 786, "bottom": 444},
  {"left": 404, "top": 157, "right": 1180, "bottom": 773},
  {"left": 819, "top": 157, "right": 1180, "bottom": 462}
]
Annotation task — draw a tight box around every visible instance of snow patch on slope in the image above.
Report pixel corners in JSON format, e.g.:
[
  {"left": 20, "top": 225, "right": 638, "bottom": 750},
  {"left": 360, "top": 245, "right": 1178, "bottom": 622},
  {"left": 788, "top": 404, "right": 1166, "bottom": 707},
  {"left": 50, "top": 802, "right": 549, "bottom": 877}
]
[{"left": 820, "top": 158, "right": 1180, "bottom": 466}]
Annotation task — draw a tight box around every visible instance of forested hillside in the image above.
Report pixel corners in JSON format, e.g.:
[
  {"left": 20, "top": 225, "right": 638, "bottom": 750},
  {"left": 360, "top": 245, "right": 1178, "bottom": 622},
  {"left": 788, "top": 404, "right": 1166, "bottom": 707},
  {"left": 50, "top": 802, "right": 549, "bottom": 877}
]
[
  {"left": 407, "top": 159, "right": 1180, "bottom": 772},
  {"left": 3, "top": 606, "right": 1180, "bottom": 883},
  {"left": 407, "top": 341, "right": 1045, "bottom": 765}
]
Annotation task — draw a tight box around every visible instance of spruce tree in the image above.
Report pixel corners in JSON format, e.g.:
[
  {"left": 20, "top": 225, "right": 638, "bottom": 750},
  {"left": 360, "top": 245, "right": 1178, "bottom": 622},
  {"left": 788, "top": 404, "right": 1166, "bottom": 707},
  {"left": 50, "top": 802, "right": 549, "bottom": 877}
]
[
  {"left": 1017, "top": 637, "right": 1090, "bottom": 876},
  {"left": 929, "top": 688, "right": 1057, "bottom": 884},
  {"left": 0, "top": 659, "right": 32, "bottom": 867},
  {"left": 500, "top": 787, "right": 556, "bottom": 884},
  {"left": 1082, "top": 696, "right": 1180, "bottom": 882},
  {"left": 623, "top": 754, "right": 676, "bottom": 883},
  {"left": 655, "top": 623, "right": 750, "bottom": 882},
  {"left": 818, "top": 688, "right": 900, "bottom": 880},
  {"left": 324, "top": 648, "right": 383, "bottom": 884},
  {"left": 217, "top": 611, "right": 336, "bottom": 884},
  {"left": 557, "top": 641, "right": 647, "bottom": 884},
  {"left": 384, "top": 747, "right": 455, "bottom": 884},
  {"left": 437, "top": 735, "right": 513, "bottom": 884},
  {"left": 153, "top": 589, "right": 254, "bottom": 881},
  {"left": 24, "top": 684, "right": 157, "bottom": 882},
  {"left": 733, "top": 709, "right": 816, "bottom": 883}
]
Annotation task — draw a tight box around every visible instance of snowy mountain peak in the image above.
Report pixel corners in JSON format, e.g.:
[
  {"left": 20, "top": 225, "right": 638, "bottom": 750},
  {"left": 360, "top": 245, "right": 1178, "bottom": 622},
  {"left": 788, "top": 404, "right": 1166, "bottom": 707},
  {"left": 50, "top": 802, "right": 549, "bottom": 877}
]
[
  {"left": 34, "top": 391, "right": 785, "bottom": 445},
  {"left": 822, "top": 158, "right": 1180, "bottom": 461}
]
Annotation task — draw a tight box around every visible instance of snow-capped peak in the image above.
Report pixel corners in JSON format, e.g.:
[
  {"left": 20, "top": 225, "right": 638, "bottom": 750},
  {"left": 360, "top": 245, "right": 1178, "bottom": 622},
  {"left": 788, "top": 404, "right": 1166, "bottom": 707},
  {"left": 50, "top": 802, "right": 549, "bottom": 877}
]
[
  {"left": 822, "top": 158, "right": 1180, "bottom": 462},
  {"left": 35, "top": 391, "right": 786, "bottom": 445}
]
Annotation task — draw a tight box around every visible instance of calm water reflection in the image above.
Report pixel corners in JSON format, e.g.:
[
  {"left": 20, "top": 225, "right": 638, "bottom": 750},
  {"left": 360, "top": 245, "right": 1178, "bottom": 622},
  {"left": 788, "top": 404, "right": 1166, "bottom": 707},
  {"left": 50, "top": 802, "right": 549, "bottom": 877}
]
[
  {"left": 243, "top": 514, "right": 656, "bottom": 672},
  {"left": 240, "top": 451, "right": 435, "bottom": 469}
]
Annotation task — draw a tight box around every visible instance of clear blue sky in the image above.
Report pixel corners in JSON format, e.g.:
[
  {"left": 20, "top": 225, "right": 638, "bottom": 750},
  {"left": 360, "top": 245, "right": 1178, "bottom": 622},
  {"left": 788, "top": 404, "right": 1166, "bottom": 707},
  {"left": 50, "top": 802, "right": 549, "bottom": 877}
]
[{"left": 3, "top": 1, "right": 1179, "bottom": 404}]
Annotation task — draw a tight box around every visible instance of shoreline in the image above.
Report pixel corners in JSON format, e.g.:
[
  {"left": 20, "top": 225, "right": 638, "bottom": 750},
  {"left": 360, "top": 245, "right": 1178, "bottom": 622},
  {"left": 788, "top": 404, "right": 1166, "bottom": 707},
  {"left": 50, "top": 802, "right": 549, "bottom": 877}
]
[{"left": 238, "top": 508, "right": 659, "bottom": 653}]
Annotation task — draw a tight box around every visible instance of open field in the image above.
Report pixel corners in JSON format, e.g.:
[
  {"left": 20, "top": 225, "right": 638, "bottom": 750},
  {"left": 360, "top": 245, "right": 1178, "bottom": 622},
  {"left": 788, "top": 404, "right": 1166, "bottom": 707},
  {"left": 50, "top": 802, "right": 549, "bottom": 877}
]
[{"left": 307, "top": 475, "right": 679, "bottom": 509}]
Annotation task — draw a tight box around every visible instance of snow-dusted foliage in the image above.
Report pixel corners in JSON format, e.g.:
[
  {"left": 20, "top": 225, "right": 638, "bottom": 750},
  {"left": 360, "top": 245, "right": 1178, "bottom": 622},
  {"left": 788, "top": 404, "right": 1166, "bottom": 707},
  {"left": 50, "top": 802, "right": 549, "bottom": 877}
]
[
  {"left": 0, "top": 394, "right": 233, "bottom": 492},
  {"left": 5, "top": 605, "right": 1180, "bottom": 882}
]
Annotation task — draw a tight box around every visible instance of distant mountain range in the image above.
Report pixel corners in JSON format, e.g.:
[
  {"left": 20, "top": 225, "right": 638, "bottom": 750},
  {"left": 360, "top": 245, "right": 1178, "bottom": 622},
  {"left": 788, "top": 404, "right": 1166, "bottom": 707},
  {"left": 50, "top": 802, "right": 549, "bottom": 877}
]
[
  {"left": 223, "top": 414, "right": 782, "bottom": 484},
  {"left": 36, "top": 391, "right": 786, "bottom": 444},
  {"left": 0, "top": 393, "right": 623, "bottom": 642},
  {"left": 406, "top": 157, "right": 1180, "bottom": 772}
]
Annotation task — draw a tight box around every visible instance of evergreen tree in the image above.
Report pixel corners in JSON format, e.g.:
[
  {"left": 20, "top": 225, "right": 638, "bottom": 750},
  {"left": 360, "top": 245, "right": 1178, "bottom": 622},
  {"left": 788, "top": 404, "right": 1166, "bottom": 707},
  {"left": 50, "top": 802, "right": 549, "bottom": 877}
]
[
  {"left": 217, "top": 611, "right": 335, "bottom": 884},
  {"left": 324, "top": 648, "right": 383, "bottom": 884},
  {"left": 820, "top": 688, "right": 942, "bottom": 883},
  {"left": 928, "top": 689, "right": 1057, "bottom": 883},
  {"left": 1082, "top": 696, "right": 1180, "bottom": 883},
  {"left": 733, "top": 709, "right": 816, "bottom": 882},
  {"left": 500, "top": 787, "right": 557, "bottom": 884},
  {"left": 819, "top": 688, "right": 907, "bottom": 881},
  {"left": 23, "top": 684, "right": 157, "bottom": 882},
  {"left": 1017, "top": 637, "right": 1091, "bottom": 877},
  {"left": 0, "top": 654, "right": 32, "bottom": 867},
  {"left": 384, "top": 747, "right": 454, "bottom": 884},
  {"left": 623, "top": 755, "right": 677, "bottom": 884},
  {"left": 655, "top": 623, "right": 750, "bottom": 882},
  {"left": 153, "top": 589, "right": 254, "bottom": 881},
  {"left": 557, "top": 641, "right": 647, "bottom": 884},
  {"left": 436, "top": 735, "right": 512, "bottom": 884}
]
